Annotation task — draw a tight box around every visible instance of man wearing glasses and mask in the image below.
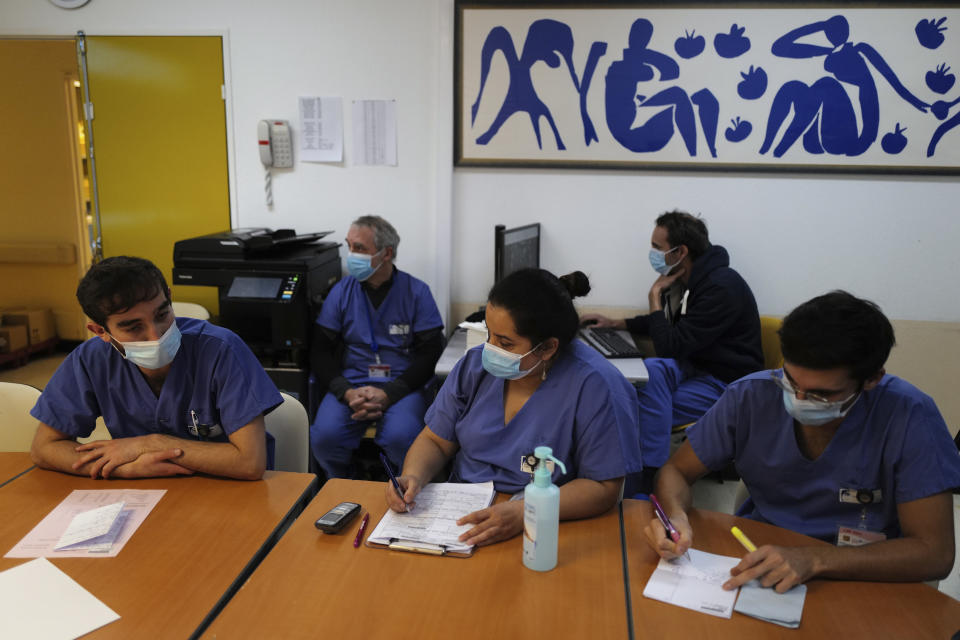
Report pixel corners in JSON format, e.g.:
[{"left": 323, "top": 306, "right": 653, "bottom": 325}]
[{"left": 644, "top": 291, "right": 960, "bottom": 591}]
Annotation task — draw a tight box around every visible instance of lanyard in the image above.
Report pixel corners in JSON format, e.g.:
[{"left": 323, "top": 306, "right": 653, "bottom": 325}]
[{"left": 362, "top": 294, "right": 381, "bottom": 364}]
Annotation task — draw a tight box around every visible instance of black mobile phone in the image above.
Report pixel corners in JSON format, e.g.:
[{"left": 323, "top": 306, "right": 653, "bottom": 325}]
[{"left": 314, "top": 502, "right": 362, "bottom": 534}]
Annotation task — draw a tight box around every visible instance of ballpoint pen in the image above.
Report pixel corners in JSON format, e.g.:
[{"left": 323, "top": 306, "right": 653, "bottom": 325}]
[
  {"left": 379, "top": 452, "right": 410, "bottom": 512},
  {"left": 353, "top": 513, "right": 369, "bottom": 548},
  {"left": 730, "top": 526, "right": 757, "bottom": 553},
  {"left": 650, "top": 494, "right": 690, "bottom": 561}
]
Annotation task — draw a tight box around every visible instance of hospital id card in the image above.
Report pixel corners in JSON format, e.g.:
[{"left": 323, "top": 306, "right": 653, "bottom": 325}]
[
  {"left": 837, "top": 526, "right": 887, "bottom": 547},
  {"left": 368, "top": 363, "right": 391, "bottom": 379}
]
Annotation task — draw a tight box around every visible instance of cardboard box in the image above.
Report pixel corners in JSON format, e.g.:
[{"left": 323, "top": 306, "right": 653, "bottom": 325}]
[
  {"left": 2, "top": 308, "right": 56, "bottom": 345},
  {"left": 0, "top": 324, "right": 28, "bottom": 353}
]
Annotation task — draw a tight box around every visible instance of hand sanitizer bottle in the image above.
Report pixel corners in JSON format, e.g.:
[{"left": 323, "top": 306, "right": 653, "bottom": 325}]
[{"left": 523, "top": 446, "right": 567, "bottom": 571}]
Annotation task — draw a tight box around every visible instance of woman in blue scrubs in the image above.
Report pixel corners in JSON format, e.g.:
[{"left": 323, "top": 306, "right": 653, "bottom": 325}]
[{"left": 384, "top": 269, "right": 640, "bottom": 547}]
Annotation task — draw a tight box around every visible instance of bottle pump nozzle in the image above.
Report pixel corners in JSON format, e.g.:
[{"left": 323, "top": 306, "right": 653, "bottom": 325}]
[{"left": 532, "top": 446, "right": 566, "bottom": 487}]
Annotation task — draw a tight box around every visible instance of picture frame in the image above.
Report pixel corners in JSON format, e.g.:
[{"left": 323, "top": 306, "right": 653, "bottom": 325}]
[{"left": 455, "top": 1, "right": 960, "bottom": 174}]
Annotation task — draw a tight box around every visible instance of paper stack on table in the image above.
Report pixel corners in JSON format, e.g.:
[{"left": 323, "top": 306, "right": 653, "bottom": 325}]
[
  {"left": 734, "top": 580, "right": 807, "bottom": 628},
  {"left": 643, "top": 548, "right": 740, "bottom": 618}
]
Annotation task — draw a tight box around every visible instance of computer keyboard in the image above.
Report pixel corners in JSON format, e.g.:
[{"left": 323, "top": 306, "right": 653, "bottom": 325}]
[{"left": 579, "top": 327, "right": 643, "bottom": 358}]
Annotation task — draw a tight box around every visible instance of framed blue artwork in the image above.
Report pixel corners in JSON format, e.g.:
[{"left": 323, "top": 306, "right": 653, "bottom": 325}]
[{"left": 455, "top": 1, "right": 960, "bottom": 173}]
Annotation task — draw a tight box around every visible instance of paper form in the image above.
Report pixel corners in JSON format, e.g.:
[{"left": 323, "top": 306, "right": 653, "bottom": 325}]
[
  {"left": 0, "top": 558, "right": 119, "bottom": 639},
  {"left": 54, "top": 501, "right": 125, "bottom": 550},
  {"left": 368, "top": 481, "right": 495, "bottom": 553},
  {"left": 299, "top": 96, "right": 343, "bottom": 162},
  {"left": 734, "top": 580, "right": 807, "bottom": 628},
  {"left": 5, "top": 489, "right": 165, "bottom": 558},
  {"left": 642, "top": 548, "right": 740, "bottom": 618},
  {"left": 352, "top": 99, "right": 397, "bottom": 166}
]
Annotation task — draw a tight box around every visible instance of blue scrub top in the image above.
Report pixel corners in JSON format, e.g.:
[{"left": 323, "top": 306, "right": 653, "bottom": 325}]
[
  {"left": 31, "top": 318, "right": 283, "bottom": 443},
  {"left": 317, "top": 269, "right": 443, "bottom": 385},
  {"left": 688, "top": 371, "right": 960, "bottom": 542},
  {"left": 426, "top": 341, "right": 640, "bottom": 494}
]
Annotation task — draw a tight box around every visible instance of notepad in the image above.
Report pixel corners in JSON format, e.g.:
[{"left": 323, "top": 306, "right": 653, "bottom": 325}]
[
  {"left": 642, "top": 548, "right": 740, "bottom": 617},
  {"left": 367, "top": 481, "right": 496, "bottom": 556},
  {"left": 734, "top": 580, "right": 807, "bottom": 628}
]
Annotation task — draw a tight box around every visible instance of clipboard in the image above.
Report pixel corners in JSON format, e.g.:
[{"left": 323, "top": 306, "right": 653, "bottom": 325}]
[{"left": 363, "top": 481, "right": 495, "bottom": 558}]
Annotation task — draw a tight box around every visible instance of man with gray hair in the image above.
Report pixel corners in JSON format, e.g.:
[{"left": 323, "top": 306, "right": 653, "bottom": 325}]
[{"left": 310, "top": 215, "right": 444, "bottom": 478}]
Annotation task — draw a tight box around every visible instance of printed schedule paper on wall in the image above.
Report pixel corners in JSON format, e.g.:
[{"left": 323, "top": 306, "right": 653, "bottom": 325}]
[
  {"left": 299, "top": 96, "right": 343, "bottom": 163},
  {"left": 352, "top": 99, "right": 397, "bottom": 166}
]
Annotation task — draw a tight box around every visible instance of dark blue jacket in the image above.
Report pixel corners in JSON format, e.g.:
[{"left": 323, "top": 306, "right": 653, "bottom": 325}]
[{"left": 625, "top": 245, "right": 763, "bottom": 383}]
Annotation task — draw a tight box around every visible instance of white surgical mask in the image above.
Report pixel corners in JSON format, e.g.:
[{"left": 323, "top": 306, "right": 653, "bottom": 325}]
[
  {"left": 649, "top": 246, "right": 680, "bottom": 276},
  {"left": 109, "top": 321, "right": 182, "bottom": 369}
]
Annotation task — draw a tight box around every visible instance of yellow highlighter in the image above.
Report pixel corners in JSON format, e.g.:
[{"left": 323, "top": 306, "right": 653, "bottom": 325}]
[{"left": 731, "top": 526, "right": 757, "bottom": 553}]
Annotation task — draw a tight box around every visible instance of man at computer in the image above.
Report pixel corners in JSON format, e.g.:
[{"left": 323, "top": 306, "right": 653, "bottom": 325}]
[
  {"left": 30, "top": 256, "right": 282, "bottom": 480},
  {"left": 310, "top": 215, "right": 444, "bottom": 478},
  {"left": 645, "top": 291, "right": 960, "bottom": 589},
  {"left": 581, "top": 211, "right": 762, "bottom": 489}
]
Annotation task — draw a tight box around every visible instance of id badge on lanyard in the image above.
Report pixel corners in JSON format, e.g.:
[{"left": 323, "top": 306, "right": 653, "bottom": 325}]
[
  {"left": 364, "top": 296, "right": 391, "bottom": 380},
  {"left": 836, "top": 487, "right": 887, "bottom": 546}
]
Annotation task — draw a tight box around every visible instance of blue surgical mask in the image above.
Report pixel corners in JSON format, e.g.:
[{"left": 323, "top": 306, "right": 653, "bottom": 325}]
[
  {"left": 649, "top": 246, "right": 680, "bottom": 276},
  {"left": 782, "top": 389, "right": 859, "bottom": 426},
  {"left": 109, "top": 321, "right": 182, "bottom": 370},
  {"left": 481, "top": 341, "right": 542, "bottom": 380},
  {"left": 346, "top": 249, "right": 383, "bottom": 282}
]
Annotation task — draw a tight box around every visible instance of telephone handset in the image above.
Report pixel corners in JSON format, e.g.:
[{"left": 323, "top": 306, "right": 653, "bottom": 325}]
[{"left": 257, "top": 120, "right": 293, "bottom": 168}]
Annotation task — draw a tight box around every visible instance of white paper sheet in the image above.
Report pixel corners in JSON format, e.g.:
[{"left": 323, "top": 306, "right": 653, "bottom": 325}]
[
  {"left": 0, "top": 558, "right": 119, "bottom": 639},
  {"left": 352, "top": 99, "right": 397, "bottom": 166},
  {"left": 299, "top": 96, "right": 343, "bottom": 162},
  {"left": 642, "top": 548, "right": 740, "bottom": 618},
  {"left": 6, "top": 489, "right": 165, "bottom": 558},
  {"left": 368, "top": 481, "right": 495, "bottom": 553},
  {"left": 734, "top": 580, "right": 807, "bottom": 628}
]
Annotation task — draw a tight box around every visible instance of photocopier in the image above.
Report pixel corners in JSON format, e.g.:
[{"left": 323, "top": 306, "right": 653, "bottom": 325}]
[{"left": 173, "top": 228, "right": 342, "bottom": 402}]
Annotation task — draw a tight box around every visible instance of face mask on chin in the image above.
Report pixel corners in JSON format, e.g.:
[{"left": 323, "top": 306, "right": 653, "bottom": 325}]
[{"left": 109, "top": 321, "right": 182, "bottom": 370}]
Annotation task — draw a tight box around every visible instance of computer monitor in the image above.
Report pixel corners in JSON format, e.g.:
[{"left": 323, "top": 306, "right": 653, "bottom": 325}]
[{"left": 494, "top": 223, "right": 540, "bottom": 283}]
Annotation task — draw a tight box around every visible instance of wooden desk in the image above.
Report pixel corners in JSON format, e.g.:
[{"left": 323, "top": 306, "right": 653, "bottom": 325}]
[
  {"left": 203, "top": 479, "right": 630, "bottom": 639},
  {"left": 0, "top": 468, "right": 316, "bottom": 639},
  {"left": 0, "top": 452, "right": 34, "bottom": 487},
  {"left": 622, "top": 500, "right": 960, "bottom": 638}
]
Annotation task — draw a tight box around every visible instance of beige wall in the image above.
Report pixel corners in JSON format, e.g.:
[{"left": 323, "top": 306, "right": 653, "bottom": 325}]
[
  {"left": 451, "top": 302, "right": 959, "bottom": 438},
  {"left": 0, "top": 39, "right": 89, "bottom": 340}
]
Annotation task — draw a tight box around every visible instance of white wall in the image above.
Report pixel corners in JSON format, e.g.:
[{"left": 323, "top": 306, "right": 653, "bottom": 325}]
[
  {"left": 1, "top": 0, "right": 453, "bottom": 322},
  {"left": 453, "top": 170, "right": 960, "bottom": 322}
]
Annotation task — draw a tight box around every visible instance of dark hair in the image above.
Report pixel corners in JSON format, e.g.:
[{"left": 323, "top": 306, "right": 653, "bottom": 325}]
[
  {"left": 76, "top": 256, "right": 169, "bottom": 328},
  {"left": 655, "top": 210, "right": 710, "bottom": 260},
  {"left": 487, "top": 269, "right": 590, "bottom": 349},
  {"left": 779, "top": 290, "right": 895, "bottom": 383}
]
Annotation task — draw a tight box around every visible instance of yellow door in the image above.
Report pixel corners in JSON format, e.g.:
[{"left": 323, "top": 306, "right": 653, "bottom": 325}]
[{"left": 84, "top": 36, "right": 229, "bottom": 314}]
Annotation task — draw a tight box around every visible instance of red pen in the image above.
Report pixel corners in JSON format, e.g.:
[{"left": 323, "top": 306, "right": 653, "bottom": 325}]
[{"left": 353, "top": 513, "right": 369, "bottom": 548}]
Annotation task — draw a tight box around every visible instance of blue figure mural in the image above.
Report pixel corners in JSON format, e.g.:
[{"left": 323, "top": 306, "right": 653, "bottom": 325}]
[
  {"left": 916, "top": 17, "right": 948, "bottom": 50},
  {"left": 927, "top": 95, "right": 960, "bottom": 156},
  {"left": 470, "top": 19, "right": 606, "bottom": 149},
  {"left": 714, "top": 24, "right": 751, "bottom": 58},
  {"left": 926, "top": 63, "right": 955, "bottom": 94},
  {"left": 759, "top": 15, "right": 929, "bottom": 158},
  {"left": 674, "top": 29, "right": 706, "bottom": 59},
  {"left": 605, "top": 18, "right": 719, "bottom": 157}
]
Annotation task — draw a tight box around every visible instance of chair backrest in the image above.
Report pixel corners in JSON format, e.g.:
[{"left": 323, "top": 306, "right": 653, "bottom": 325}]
[
  {"left": 265, "top": 392, "right": 309, "bottom": 473},
  {"left": 759, "top": 315, "right": 783, "bottom": 370},
  {"left": 77, "top": 417, "right": 112, "bottom": 444},
  {"left": 0, "top": 382, "right": 42, "bottom": 452},
  {"left": 171, "top": 301, "right": 210, "bottom": 320}
]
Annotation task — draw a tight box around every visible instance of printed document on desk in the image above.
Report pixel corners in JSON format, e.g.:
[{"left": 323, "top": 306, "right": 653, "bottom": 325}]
[
  {"left": 5, "top": 489, "right": 165, "bottom": 558},
  {"left": 643, "top": 548, "right": 740, "bottom": 618},
  {"left": 367, "top": 482, "right": 495, "bottom": 555}
]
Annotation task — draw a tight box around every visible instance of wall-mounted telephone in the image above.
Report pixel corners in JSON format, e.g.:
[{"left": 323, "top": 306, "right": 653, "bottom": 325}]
[{"left": 257, "top": 119, "right": 293, "bottom": 168}]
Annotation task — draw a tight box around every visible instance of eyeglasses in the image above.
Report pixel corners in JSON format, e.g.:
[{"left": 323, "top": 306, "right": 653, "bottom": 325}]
[{"left": 769, "top": 369, "right": 854, "bottom": 405}]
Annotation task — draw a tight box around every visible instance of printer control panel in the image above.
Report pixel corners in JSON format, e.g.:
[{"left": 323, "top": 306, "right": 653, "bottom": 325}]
[{"left": 280, "top": 274, "right": 299, "bottom": 302}]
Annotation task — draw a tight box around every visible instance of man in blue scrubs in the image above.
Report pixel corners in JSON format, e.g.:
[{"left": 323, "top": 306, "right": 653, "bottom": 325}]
[
  {"left": 583, "top": 212, "right": 763, "bottom": 489},
  {"left": 30, "top": 256, "right": 282, "bottom": 480},
  {"left": 310, "top": 216, "right": 443, "bottom": 478},
  {"left": 646, "top": 291, "right": 960, "bottom": 590}
]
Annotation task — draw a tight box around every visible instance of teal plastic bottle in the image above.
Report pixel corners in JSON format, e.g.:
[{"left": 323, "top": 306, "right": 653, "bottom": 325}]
[{"left": 523, "top": 446, "right": 567, "bottom": 571}]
